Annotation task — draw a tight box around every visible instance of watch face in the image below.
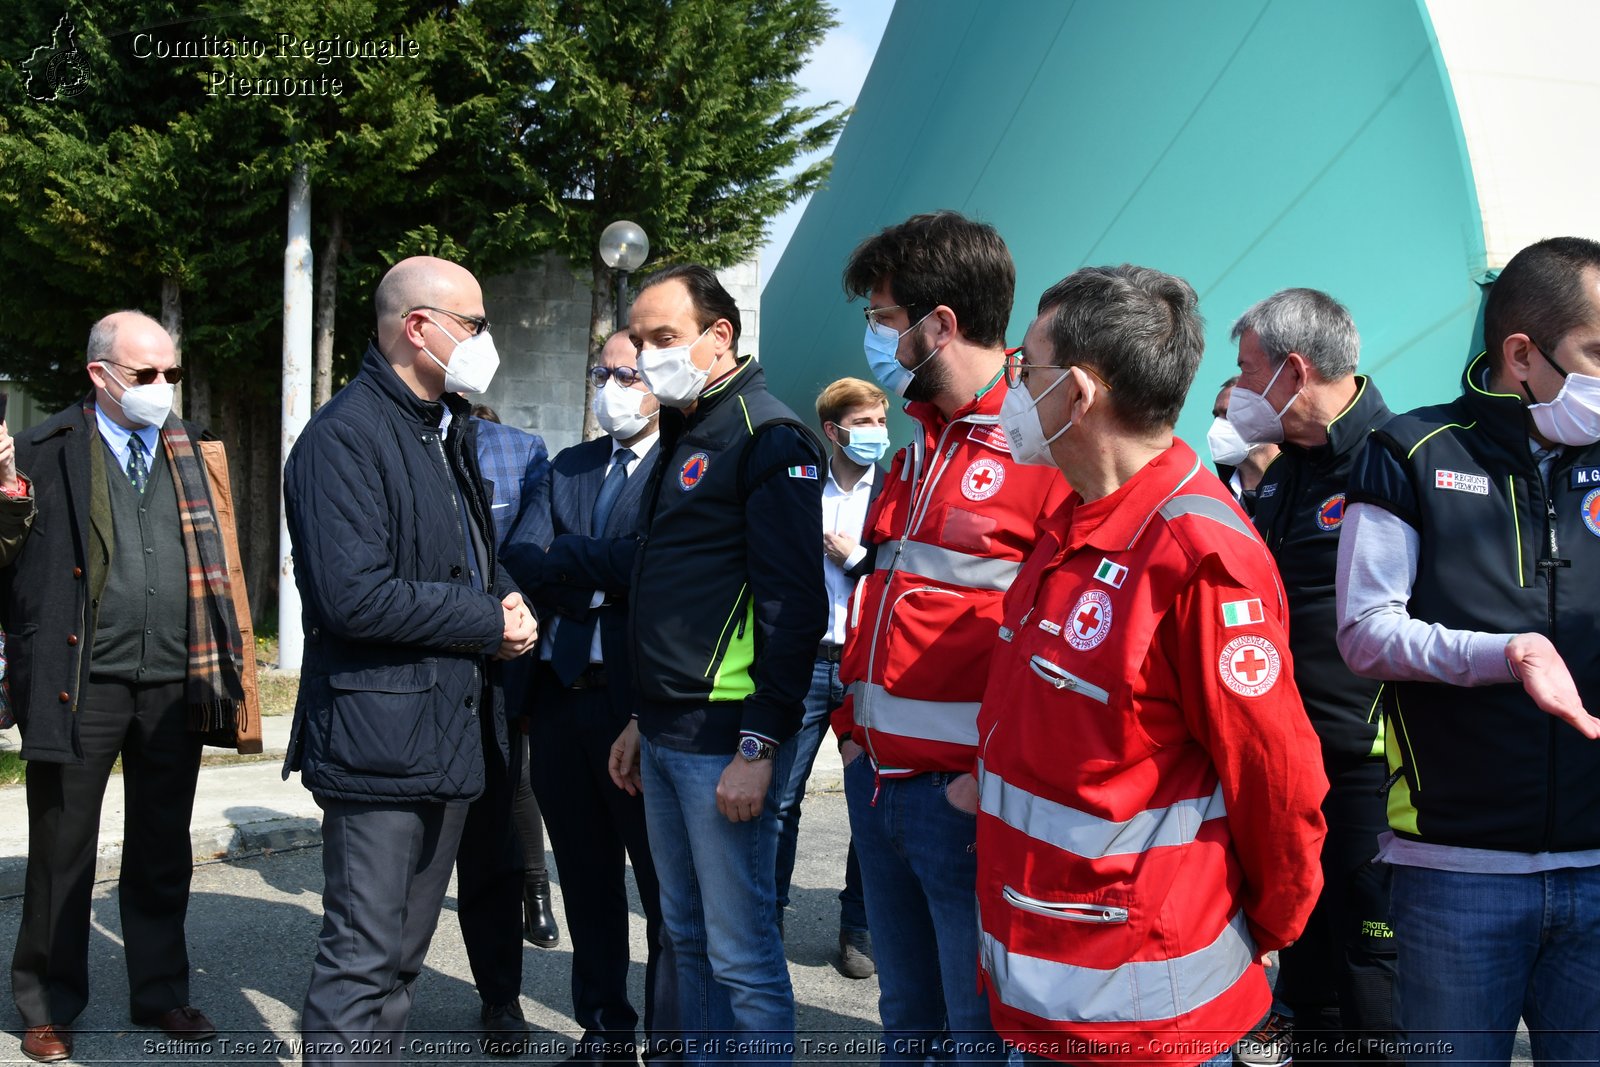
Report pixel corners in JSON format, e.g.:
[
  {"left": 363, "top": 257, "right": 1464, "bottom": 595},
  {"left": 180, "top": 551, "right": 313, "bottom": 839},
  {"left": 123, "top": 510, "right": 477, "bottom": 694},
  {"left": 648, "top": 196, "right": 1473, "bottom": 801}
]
[{"left": 739, "top": 736, "right": 760, "bottom": 760}]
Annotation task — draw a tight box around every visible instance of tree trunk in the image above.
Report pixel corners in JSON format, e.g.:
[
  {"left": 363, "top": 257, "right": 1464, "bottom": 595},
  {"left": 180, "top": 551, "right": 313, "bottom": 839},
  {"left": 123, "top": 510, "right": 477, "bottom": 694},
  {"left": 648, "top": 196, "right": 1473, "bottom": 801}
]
[
  {"left": 583, "top": 257, "right": 618, "bottom": 441},
  {"left": 159, "top": 277, "right": 197, "bottom": 419},
  {"left": 313, "top": 208, "right": 343, "bottom": 410},
  {"left": 212, "top": 386, "right": 280, "bottom": 630}
]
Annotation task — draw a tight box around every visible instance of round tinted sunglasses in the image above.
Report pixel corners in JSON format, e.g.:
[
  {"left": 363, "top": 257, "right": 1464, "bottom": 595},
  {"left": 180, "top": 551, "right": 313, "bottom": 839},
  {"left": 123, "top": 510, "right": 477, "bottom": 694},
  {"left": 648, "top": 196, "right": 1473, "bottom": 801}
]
[{"left": 588, "top": 365, "right": 645, "bottom": 387}]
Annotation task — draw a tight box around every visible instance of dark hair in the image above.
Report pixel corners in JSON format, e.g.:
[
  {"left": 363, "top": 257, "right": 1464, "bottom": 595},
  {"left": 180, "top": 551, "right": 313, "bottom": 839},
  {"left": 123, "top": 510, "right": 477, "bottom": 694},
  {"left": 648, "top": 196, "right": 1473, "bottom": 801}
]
[
  {"left": 842, "top": 211, "right": 1015, "bottom": 348},
  {"left": 638, "top": 264, "right": 742, "bottom": 349},
  {"left": 1485, "top": 237, "right": 1600, "bottom": 360},
  {"left": 1035, "top": 265, "right": 1205, "bottom": 432},
  {"left": 471, "top": 404, "right": 501, "bottom": 423}
]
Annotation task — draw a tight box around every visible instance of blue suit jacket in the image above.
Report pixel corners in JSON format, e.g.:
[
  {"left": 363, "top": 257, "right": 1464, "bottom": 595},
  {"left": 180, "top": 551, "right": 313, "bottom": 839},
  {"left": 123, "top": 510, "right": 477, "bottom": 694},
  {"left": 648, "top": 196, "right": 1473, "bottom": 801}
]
[
  {"left": 471, "top": 418, "right": 549, "bottom": 721},
  {"left": 502, "top": 435, "right": 660, "bottom": 718}
]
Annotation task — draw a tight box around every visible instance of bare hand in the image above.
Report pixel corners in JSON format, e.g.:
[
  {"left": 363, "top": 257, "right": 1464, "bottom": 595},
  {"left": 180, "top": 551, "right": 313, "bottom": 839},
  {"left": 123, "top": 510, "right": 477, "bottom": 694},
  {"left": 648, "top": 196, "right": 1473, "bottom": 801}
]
[
  {"left": 823, "top": 531, "right": 859, "bottom": 566},
  {"left": 944, "top": 771, "right": 979, "bottom": 814},
  {"left": 839, "top": 738, "right": 865, "bottom": 767},
  {"left": 497, "top": 592, "right": 539, "bottom": 660},
  {"left": 609, "top": 719, "right": 643, "bottom": 795},
  {"left": 0, "top": 422, "right": 17, "bottom": 492},
  {"left": 1507, "top": 633, "right": 1600, "bottom": 739},
  {"left": 716, "top": 755, "right": 774, "bottom": 822}
]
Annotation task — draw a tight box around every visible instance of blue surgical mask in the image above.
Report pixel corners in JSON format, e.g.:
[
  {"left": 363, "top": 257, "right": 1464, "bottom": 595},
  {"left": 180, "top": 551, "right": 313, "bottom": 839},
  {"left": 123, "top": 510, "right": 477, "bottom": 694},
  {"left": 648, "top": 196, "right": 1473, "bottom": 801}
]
[
  {"left": 862, "top": 310, "right": 935, "bottom": 397},
  {"left": 838, "top": 425, "right": 891, "bottom": 466}
]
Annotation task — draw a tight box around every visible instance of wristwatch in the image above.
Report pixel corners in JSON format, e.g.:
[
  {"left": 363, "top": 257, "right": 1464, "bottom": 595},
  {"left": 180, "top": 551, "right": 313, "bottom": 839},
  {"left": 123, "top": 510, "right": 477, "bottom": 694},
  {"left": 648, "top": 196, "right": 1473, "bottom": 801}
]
[{"left": 738, "top": 735, "right": 777, "bottom": 762}]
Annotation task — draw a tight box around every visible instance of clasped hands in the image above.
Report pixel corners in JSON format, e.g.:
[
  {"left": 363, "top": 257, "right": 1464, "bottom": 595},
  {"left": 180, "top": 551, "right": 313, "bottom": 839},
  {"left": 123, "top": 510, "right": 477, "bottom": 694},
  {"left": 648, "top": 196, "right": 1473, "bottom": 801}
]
[{"left": 496, "top": 592, "right": 538, "bottom": 660}]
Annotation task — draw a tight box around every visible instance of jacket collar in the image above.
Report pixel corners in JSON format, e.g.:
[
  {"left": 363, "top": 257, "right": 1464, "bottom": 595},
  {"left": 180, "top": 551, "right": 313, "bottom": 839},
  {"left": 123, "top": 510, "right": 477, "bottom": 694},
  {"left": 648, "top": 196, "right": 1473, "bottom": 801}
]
[
  {"left": 1458, "top": 350, "right": 1545, "bottom": 457},
  {"left": 667, "top": 356, "right": 763, "bottom": 434},
  {"left": 360, "top": 342, "right": 453, "bottom": 427},
  {"left": 905, "top": 367, "right": 1008, "bottom": 432},
  {"left": 1071, "top": 439, "right": 1207, "bottom": 553},
  {"left": 1289, "top": 375, "right": 1391, "bottom": 467}
]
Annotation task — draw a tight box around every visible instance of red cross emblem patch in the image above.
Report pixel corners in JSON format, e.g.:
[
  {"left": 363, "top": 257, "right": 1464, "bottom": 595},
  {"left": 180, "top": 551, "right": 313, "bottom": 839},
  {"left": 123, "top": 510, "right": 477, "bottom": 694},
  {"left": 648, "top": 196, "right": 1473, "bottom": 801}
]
[
  {"left": 962, "top": 457, "right": 1005, "bottom": 502},
  {"left": 1218, "top": 634, "right": 1282, "bottom": 698},
  {"left": 1064, "top": 589, "right": 1112, "bottom": 651}
]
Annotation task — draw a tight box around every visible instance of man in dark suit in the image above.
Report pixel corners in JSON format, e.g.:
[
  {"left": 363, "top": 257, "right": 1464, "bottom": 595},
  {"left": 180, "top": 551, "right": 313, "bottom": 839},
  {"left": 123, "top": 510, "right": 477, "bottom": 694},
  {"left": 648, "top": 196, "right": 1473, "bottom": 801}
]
[
  {"left": 773, "top": 378, "right": 886, "bottom": 979},
  {"left": 454, "top": 404, "right": 553, "bottom": 1050},
  {"left": 503, "top": 330, "right": 667, "bottom": 1066}
]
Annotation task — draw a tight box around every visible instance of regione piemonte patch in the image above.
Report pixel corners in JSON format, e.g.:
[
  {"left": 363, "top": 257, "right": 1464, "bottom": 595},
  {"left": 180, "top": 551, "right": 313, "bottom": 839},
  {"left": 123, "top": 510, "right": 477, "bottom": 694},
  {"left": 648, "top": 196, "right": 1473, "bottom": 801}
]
[
  {"left": 1065, "top": 589, "right": 1112, "bottom": 651},
  {"left": 1218, "top": 634, "right": 1281, "bottom": 698},
  {"left": 1434, "top": 469, "right": 1489, "bottom": 495},
  {"left": 962, "top": 457, "right": 1005, "bottom": 501}
]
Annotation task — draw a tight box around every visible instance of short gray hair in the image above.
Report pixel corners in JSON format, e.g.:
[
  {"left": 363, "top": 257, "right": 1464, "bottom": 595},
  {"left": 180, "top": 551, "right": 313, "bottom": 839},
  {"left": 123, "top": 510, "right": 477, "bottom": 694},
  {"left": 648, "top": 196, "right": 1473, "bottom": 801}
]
[
  {"left": 1230, "top": 288, "right": 1359, "bottom": 380},
  {"left": 85, "top": 310, "right": 161, "bottom": 366}
]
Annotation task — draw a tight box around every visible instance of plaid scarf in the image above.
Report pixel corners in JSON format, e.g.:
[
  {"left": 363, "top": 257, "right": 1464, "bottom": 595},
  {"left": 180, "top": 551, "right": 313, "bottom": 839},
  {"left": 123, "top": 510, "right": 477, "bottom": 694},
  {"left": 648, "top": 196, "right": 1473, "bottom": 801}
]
[{"left": 89, "top": 400, "right": 245, "bottom": 734}]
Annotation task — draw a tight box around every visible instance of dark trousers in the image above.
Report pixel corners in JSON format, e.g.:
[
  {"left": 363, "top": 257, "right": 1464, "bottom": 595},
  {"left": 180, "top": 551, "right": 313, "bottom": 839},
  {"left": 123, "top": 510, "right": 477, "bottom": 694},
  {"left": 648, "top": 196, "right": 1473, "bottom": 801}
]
[
  {"left": 1275, "top": 757, "right": 1399, "bottom": 1062},
  {"left": 528, "top": 669, "right": 667, "bottom": 1052},
  {"left": 456, "top": 716, "right": 524, "bottom": 1006},
  {"left": 301, "top": 797, "right": 468, "bottom": 1064},
  {"left": 12, "top": 677, "right": 200, "bottom": 1027}
]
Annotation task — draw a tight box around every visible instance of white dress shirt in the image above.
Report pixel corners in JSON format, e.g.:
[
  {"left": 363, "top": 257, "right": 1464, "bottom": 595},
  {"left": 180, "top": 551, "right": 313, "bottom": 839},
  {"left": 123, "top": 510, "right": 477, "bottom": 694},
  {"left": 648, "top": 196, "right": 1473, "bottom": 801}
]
[{"left": 822, "top": 459, "right": 876, "bottom": 647}]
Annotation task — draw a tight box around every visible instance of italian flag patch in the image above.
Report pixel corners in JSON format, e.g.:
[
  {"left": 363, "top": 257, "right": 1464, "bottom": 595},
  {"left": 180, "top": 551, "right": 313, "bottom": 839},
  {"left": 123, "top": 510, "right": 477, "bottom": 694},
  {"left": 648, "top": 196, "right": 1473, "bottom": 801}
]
[
  {"left": 1221, "top": 599, "right": 1264, "bottom": 627},
  {"left": 787, "top": 464, "right": 818, "bottom": 479},
  {"left": 1093, "top": 558, "right": 1128, "bottom": 588}
]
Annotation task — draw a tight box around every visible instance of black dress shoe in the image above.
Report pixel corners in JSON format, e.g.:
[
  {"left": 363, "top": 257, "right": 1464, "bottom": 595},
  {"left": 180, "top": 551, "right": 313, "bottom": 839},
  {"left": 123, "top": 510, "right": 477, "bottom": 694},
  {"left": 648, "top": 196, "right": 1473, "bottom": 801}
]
[
  {"left": 523, "top": 877, "right": 561, "bottom": 948},
  {"left": 480, "top": 1000, "right": 530, "bottom": 1058}
]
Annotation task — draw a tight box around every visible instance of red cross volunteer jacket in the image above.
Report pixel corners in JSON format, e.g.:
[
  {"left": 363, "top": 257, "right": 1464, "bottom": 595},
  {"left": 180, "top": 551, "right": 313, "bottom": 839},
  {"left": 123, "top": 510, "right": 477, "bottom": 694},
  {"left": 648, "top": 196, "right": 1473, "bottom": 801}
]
[
  {"left": 833, "top": 381, "right": 1069, "bottom": 776},
  {"left": 975, "top": 441, "right": 1327, "bottom": 1065}
]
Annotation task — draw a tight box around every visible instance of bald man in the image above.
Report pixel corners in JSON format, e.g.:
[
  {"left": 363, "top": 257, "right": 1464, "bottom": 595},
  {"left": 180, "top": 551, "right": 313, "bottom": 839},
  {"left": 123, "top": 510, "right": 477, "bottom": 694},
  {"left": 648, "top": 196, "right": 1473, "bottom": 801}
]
[
  {"left": 283, "top": 257, "right": 538, "bottom": 1061},
  {"left": 2, "top": 311, "right": 256, "bottom": 1061}
]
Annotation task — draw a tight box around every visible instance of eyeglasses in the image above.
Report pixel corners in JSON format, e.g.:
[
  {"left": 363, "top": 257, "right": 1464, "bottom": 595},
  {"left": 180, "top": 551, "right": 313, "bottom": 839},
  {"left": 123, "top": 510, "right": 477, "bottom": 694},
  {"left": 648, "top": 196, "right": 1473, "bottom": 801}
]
[
  {"left": 862, "top": 305, "right": 907, "bottom": 330},
  {"left": 588, "top": 365, "right": 645, "bottom": 388},
  {"left": 406, "top": 305, "right": 491, "bottom": 337},
  {"left": 1004, "top": 348, "right": 1112, "bottom": 392},
  {"left": 98, "top": 359, "right": 184, "bottom": 385}
]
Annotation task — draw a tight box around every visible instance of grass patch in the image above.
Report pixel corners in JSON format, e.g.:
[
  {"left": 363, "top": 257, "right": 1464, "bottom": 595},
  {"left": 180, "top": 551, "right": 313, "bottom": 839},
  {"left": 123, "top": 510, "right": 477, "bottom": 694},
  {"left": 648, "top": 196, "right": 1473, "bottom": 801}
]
[
  {"left": 0, "top": 751, "right": 24, "bottom": 786},
  {"left": 257, "top": 669, "right": 298, "bottom": 717}
]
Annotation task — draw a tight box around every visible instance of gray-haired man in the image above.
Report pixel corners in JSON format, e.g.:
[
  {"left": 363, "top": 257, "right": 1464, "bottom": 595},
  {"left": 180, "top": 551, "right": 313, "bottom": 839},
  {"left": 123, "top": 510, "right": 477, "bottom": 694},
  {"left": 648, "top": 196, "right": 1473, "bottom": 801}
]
[{"left": 1226, "top": 288, "right": 1397, "bottom": 1062}]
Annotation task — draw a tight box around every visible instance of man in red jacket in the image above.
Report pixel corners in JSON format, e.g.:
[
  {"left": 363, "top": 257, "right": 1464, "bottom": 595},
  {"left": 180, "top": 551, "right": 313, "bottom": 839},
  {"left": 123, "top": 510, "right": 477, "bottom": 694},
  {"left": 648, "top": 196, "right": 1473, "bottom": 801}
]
[
  {"left": 835, "top": 211, "right": 1068, "bottom": 1064},
  {"left": 977, "top": 265, "right": 1327, "bottom": 1066}
]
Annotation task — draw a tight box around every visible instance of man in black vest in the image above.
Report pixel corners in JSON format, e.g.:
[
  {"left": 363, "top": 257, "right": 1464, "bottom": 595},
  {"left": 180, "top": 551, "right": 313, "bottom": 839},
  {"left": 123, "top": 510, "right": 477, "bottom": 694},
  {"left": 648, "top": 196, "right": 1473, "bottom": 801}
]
[
  {"left": 1, "top": 312, "right": 254, "bottom": 1061},
  {"left": 587, "top": 265, "right": 826, "bottom": 1059},
  {"left": 502, "top": 329, "right": 668, "bottom": 1066},
  {"left": 1338, "top": 237, "right": 1600, "bottom": 1065},
  {"left": 1227, "top": 289, "right": 1396, "bottom": 1063}
]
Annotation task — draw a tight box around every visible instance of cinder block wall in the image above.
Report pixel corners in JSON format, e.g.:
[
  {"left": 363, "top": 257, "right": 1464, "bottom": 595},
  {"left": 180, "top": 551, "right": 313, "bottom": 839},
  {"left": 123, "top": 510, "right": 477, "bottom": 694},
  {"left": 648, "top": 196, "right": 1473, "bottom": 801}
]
[{"left": 480, "top": 254, "right": 760, "bottom": 456}]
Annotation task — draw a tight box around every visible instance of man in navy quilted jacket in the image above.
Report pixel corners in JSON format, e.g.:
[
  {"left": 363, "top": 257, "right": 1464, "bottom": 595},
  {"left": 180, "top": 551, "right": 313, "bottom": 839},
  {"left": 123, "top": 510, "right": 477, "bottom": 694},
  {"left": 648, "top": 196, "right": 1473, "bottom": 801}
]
[{"left": 283, "top": 256, "right": 539, "bottom": 1062}]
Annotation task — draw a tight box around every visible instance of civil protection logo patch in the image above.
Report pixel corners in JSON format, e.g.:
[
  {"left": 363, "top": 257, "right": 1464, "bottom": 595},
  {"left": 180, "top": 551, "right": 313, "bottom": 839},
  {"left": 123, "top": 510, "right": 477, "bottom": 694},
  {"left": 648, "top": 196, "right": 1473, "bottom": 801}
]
[
  {"left": 1218, "top": 634, "right": 1281, "bottom": 698},
  {"left": 1315, "top": 493, "right": 1346, "bottom": 531},
  {"left": 679, "top": 452, "right": 710, "bottom": 491},
  {"left": 1064, "top": 589, "right": 1112, "bottom": 651},
  {"left": 1582, "top": 488, "right": 1600, "bottom": 539}
]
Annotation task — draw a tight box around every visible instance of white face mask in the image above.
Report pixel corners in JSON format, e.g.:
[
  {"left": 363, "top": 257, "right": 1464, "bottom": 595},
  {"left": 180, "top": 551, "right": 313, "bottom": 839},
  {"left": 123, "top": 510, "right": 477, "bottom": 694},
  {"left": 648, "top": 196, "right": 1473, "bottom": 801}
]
[
  {"left": 1528, "top": 371, "right": 1600, "bottom": 446},
  {"left": 639, "top": 325, "right": 713, "bottom": 408},
  {"left": 1225, "top": 358, "right": 1299, "bottom": 445},
  {"left": 1207, "top": 416, "right": 1252, "bottom": 466},
  {"left": 102, "top": 368, "right": 174, "bottom": 428},
  {"left": 423, "top": 319, "right": 500, "bottom": 394},
  {"left": 593, "top": 379, "right": 654, "bottom": 440},
  {"left": 999, "top": 368, "right": 1074, "bottom": 468}
]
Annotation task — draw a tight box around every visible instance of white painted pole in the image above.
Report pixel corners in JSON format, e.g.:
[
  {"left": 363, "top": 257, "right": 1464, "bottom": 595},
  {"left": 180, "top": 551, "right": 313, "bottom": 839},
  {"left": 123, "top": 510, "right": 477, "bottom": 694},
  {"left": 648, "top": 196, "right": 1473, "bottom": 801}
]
[{"left": 278, "top": 161, "right": 313, "bottom": 670}]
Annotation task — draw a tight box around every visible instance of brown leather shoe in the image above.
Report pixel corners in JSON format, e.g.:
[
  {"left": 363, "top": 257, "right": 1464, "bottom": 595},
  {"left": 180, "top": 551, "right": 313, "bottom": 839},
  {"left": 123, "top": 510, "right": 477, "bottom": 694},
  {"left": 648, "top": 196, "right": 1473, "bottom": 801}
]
[
  {"left": 20, "top": 1024, "right": 71, "bottom": 1063},
  {"left": 137, "top": 1006, "right": 217, "bottom": 1039}
]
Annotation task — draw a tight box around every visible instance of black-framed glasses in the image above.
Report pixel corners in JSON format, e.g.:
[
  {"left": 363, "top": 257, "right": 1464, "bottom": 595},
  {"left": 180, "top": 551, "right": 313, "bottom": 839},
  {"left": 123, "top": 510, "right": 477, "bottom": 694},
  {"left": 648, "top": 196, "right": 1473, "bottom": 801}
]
[
  {"left": 588, "top": 365, "right": 645, "bottom": 388},
  {"left": 98, "top": 359, "right": 184, "bottom": 385},
  {"left": 406, "top": 305, "right": 491, "bottom": 337}
]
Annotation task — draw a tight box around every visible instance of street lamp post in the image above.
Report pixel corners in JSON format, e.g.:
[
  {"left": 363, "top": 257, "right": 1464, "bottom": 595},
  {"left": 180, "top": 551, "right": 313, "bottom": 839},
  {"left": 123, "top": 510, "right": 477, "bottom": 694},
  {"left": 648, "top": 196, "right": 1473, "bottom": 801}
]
[{"left": 598, "top": 220, "right": 650, "bottom": 331}]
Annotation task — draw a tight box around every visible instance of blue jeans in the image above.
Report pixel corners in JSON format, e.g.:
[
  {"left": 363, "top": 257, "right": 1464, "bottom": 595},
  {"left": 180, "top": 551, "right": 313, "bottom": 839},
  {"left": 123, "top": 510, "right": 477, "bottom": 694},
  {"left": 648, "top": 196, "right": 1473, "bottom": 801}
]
[
  {"left": 774, "top": 658, "right": 868, "bottom": 932},
  {"left": 640, "top": 736, "right": 795, "bottom": 1065},
  {"left": 1390, "top": 862, "right": 1600, "bottom": 1065},
  {"left": 844, "top": 756, "right": 1001, "bottom": 1065}
]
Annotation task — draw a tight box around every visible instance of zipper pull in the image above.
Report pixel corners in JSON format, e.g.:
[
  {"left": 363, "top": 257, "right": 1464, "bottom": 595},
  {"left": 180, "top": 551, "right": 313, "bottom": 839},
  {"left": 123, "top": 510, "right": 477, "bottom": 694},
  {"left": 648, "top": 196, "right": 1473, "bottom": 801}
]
[{"left": 1379, "top": 767, "right": 1404, "bottom": 797}]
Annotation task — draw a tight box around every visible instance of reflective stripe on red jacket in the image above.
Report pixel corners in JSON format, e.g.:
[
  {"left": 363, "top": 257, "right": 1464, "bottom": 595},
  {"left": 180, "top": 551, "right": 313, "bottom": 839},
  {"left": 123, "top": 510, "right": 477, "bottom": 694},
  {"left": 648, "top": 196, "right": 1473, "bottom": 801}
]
[
  {"left": 833, "top": 382, "right": 1069, "bottom": 776},
  {"left": 975, "top": 441, "right": 1327, "bottom": 1065}
]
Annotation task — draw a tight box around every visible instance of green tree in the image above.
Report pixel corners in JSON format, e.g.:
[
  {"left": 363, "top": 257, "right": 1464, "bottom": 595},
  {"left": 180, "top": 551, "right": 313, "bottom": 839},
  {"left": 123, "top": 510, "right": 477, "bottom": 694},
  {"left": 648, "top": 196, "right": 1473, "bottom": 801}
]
[{"left": 508, "top": 0, "right": 847, "bottom": 435}]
